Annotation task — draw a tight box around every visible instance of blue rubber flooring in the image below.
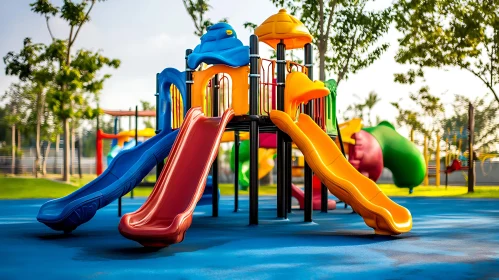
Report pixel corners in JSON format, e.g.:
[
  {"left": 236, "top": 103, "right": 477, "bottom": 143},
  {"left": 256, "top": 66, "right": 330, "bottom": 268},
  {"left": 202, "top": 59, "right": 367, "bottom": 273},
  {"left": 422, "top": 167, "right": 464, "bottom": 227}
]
[{"left": 0, "top": 196, "right": 498, "bottom": 279}]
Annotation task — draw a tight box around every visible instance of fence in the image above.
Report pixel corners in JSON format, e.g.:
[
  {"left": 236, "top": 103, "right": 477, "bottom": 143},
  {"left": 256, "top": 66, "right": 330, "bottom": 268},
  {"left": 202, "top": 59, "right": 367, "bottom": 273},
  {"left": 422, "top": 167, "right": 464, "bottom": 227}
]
[
  {"left": 377, "top": 161, "right": 499, "bottom": 186},
  {"left": 0, "top": 156, "right": 96, "bottom": 175}
]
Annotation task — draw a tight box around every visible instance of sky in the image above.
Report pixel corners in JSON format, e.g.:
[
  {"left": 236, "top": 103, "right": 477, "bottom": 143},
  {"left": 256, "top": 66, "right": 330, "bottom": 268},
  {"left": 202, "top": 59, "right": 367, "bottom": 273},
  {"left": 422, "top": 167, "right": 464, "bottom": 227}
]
[{"left": 0, "top": 0, "right": 494, "bottom": 137}]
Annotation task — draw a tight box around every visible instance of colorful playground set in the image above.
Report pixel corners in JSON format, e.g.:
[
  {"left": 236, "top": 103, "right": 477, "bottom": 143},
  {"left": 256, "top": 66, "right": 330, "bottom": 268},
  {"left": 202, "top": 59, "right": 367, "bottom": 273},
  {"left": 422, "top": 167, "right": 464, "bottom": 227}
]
[{"left": 36, "top": 9, "right": 466, "bottom": 248}]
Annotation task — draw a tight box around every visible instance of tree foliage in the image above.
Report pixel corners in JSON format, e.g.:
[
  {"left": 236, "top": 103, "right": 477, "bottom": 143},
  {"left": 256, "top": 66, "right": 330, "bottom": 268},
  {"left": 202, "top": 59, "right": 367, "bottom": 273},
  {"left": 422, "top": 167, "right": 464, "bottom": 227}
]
[
  {"left": 270, "top": 0, "right": 392, "bottom": 83},
  {"left": 391, "top": 86, "right": 445, "bottom": 140},
  {"left": 2, "top": 0, "right": 120, "bottom": 181},
  {"left": 394, "top": 0, "right": 499, "bottom": 104},
  {"left": 443, "top": 93, "right": 499, "bottom": 152},
  {"left": 140, "top": 100, "right": 155, "bottom": 128},
  {"left": 182, "top": 0, "right": 228, "bottom": 37},
  {"left": 341, "top": 91, "right": 381, "bottom": 126}
]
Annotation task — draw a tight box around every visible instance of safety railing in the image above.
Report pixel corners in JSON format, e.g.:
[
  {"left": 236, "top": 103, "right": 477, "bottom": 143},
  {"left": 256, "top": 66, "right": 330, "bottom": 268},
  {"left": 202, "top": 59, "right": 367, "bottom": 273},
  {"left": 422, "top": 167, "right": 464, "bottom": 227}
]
[
  {"left": 203, "top": 73, "right": 233, "bottom": 117},
  {"left": 170, "top": 84, "right": 184, "bottom": 130},
  {"left": 258, "top": 58, "right": 327, "bottom": 131},
  {"left": 194, "top": 59, "right": 328, "bottom": 132}
]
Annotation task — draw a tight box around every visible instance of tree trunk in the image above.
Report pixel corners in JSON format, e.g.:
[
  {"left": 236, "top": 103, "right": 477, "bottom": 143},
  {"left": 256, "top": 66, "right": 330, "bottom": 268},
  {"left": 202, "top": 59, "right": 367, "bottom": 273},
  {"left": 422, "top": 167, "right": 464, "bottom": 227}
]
[
  {"left": 17, "top": 128, "right": 22, "bottom": 174},
  {"left": 35, "top": 91, "right": 46, "bottom": 177},
  {"left": 42, "top": 141, "right": 51, "bottom": 176},
  {"left": 71, "top": 124, "right": 76, "bottom": 175},
  {"left": 11, "top": 124, "right": 15, "bottom": 175},
  {"left": 319, "top": 46, "right": 326, "bottom": 81},
  {"left": 63, "top": 119, "right": 70, "bottom": 183},
  {"left": 54, "top": 134, "right": 60, "bottom": 175}
]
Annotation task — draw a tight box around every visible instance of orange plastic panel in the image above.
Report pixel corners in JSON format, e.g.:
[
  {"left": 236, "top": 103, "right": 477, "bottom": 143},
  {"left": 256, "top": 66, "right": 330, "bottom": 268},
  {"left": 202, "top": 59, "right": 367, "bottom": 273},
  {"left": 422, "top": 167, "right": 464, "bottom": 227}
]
[
  {"left": 284, "top": 72, "right": 329, "bottom": 120},
  {"left": 192, "top": 65, "right": 249, "bottom": 115},
  {"left": 255, "top": 9, "right": 313, "bottom": 50}
]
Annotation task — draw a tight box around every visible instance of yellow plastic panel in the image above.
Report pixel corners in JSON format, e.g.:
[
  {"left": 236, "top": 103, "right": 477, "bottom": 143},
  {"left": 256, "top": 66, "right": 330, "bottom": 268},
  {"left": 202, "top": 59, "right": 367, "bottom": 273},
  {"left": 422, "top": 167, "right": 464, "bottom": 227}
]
[
  {"left": 116, "top": 128, "right": 156, "bottom": 146},
  {"left": 335, "top": 118, "right": 363, "bottom": 149}
]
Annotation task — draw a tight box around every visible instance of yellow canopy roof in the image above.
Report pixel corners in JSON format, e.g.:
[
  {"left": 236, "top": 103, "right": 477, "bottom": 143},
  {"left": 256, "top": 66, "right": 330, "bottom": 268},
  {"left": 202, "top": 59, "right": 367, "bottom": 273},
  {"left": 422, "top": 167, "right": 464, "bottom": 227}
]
[{"left": 254, "top": 9, "right": 313, "bottom": 50}]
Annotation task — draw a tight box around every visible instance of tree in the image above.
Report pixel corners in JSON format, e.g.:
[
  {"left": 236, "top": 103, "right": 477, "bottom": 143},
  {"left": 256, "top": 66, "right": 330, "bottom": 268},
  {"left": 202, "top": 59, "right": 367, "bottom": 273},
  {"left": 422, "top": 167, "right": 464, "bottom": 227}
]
[
  {"left": 364, "top": 91, "right": 381, "bottom": 126},
  {"left": 182, "top": 0, "right": 228, "bottom": 37},
  {"left": 270, "top": 0, "right": 392, "bottom": 83},
  {"left": 31, "top": 0, "right": 120, "bottom": 182},
  {"left": 391, "top": 86, "right": 445, "bottom": 151},
  {"left": 340, "top": 94, "right": 365, "bottom": 122},
  {"left": 394, "top": 0, "right": 499, "bottom": 104},
  {"left": 3, "top": 38, "right": 52, "bottom": 177},
  {"left": 443, "top": 93, "right": 499, "bottom": 153},
  {"left": 340, "top": 91, "right": 380, "bottom": 126},
  {"left": 1, "top": 84, "right": 32, "bottom": 174},
  {"left": 140, "top": 100, "right": 155, "bottom": 128}
]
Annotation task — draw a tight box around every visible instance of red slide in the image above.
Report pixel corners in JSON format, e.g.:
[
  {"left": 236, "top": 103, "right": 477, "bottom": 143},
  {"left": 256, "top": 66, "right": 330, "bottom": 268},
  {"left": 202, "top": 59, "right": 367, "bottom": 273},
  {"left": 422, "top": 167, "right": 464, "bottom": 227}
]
[
  {"left": 291, "top": 176, "right": 336, "bottom": 210},
  {"left": 118, "top": 107, "right": 234, "bottom": 248}
]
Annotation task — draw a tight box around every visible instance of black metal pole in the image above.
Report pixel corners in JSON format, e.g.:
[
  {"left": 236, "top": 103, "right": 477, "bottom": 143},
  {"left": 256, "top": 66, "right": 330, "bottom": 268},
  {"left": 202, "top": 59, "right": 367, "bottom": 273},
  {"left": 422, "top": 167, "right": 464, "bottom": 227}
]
[
  {"left": 285, "top": 141, "right": 292, "bottom": 213},
  {"left": 155, "top": 73, "right": 164, "bottom": 180},
  {"left": 336, "top": 117, "right": 349, "bottom": 209},
  {"left": 276, "top": 40, "right": 287, "bottom": 219},
  {"left": 118, "top": 195, "right": 122, "bottom": 217},
  {"left": 249, "top": 35, "right": 260, "bottom": 225},
  {"left": 468, "top": 102, "right": 475, "bottom": 193},
  {"left": 185, "top": 49, "right": 193, "bottom": 110},
  {"left": 212, "top": 74, "right": 219, "bottom": 217},
  {"left": 234, "top": 131, "right": 240, "bottom": 212},
  {"left": 303, "top": 43, "right": 313, "bottom": 222},
  {"left": 336, "top": 118, "right": 346, "bottom": 157},
  {"left": 129, "top": 107, "right": 132, "bottom": 131}
]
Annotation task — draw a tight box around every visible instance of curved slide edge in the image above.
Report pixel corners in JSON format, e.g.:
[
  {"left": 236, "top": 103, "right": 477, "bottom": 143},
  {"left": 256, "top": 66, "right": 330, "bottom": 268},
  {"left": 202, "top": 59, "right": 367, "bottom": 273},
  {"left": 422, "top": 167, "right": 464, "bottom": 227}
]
[
  {"left": 119, "top": 107, "right": 234, "bottom": 248},
  {"left": 270, "top": 110, "right": 412, "bottom": 235}
]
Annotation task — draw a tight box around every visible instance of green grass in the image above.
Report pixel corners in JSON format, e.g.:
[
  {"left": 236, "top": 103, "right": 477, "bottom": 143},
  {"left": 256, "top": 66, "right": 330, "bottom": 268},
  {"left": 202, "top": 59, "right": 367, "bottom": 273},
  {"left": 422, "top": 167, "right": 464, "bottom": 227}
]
[
  {"left": 129, "top": 183, "right": 278, "bottom": 198},
  {"left": 1, "top": 176, "right": 498, "bottom": 199},
  {"left": 0, "top": 177, "right": 80, "bottom": 199},
  {"left": 379, "top": 184, "right": 499, "bottom": 198}
]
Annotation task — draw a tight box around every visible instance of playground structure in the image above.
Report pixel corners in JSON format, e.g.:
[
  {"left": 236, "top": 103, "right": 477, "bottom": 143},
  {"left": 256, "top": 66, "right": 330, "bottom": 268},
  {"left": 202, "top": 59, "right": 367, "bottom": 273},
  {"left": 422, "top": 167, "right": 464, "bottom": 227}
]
[
  {"left": 95, "top": 108, "right": 156, "bottom": 176},
  {"left": 37, "top": 9, "right": 430, "bottom": 248}
]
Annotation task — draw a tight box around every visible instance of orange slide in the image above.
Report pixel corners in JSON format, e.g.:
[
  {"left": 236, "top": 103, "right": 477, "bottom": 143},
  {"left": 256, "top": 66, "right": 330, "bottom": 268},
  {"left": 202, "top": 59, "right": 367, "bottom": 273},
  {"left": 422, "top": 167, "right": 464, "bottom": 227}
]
[
  {"left": 270, "top": 72, "right": 412, "bottom": 235},
  {"left": 119, "top": 107, "right": 234, "bottom": 247},
  {"left": 271, "top": 111, "right": 412, "bottom": 235}
]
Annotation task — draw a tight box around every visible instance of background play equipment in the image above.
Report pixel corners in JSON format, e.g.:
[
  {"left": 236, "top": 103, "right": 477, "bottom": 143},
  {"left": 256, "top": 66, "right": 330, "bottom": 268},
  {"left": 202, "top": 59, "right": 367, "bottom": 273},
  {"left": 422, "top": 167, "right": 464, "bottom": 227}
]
[
  {"left": 119, "top": 108, "right": 234, "bottom": 247},
  {"left": 96, "top": 109, "right": 156, "bottom": 176},
  {"left": 106, "top": 128, "right": 156, "bottom": 165},
  {"left": 347, "top": 130, "right": 384, "bottom": 182},
  {"left": 230, "top": 134, "right": 336, "bottom": 210},
  {"left": 270, "top": 78, "right": 412, "bottom": 234},
  {"left": 363, "top": 121, "right": 426, "bottom": 193},
  {"left": 424, "top": 103, "right": 476, "bottom": 191}
]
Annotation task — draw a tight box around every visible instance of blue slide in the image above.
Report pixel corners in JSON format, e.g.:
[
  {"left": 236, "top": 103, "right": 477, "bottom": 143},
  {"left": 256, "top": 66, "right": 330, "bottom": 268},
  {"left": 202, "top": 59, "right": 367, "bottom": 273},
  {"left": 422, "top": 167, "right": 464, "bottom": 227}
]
[
  {"left": 37, "top": 129, "right": 180, "bottom": 232},
  {"left": 37, "top": 68, "right": 195, "bottom": 233}
]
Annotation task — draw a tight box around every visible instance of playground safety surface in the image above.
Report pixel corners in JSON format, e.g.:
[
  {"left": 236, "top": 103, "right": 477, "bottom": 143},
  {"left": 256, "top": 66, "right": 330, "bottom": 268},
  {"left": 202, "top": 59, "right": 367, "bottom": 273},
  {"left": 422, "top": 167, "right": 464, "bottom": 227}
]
[{"left": 0, "top": 196, "right": 497, "bottom": 279}]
